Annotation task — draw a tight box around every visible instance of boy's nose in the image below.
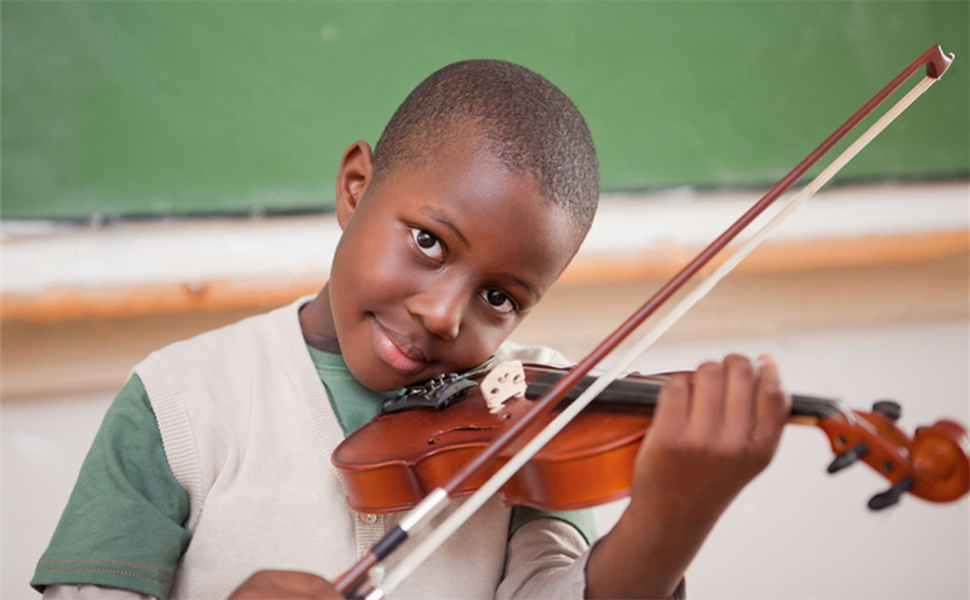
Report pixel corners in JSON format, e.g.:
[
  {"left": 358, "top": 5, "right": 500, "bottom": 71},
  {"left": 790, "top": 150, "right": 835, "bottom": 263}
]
[{"left": 408, "top": 286, "right": 466, "bottom": 341}]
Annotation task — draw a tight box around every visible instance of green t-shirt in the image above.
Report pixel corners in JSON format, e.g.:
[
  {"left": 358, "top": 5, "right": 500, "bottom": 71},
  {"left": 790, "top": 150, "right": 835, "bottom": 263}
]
[{"left": 32, "top": 345, "right": 595, "bottom": 599}]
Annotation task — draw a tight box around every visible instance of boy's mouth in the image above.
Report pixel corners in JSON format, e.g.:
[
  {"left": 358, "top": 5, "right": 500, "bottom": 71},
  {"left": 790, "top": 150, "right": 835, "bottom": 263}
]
[{"left": 372, "top": 318, "right": 428, "bottom": 374}]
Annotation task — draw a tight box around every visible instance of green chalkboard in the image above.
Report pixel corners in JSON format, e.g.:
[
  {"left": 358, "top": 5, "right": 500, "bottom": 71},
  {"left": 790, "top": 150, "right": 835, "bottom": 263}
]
[{"left": 2, "top": 1, "right": 968, "bottom": 220}]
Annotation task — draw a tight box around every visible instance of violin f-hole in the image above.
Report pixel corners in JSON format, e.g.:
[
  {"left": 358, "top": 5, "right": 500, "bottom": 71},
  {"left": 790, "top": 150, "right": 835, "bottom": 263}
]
[{"left": 427, "top": 414, "right": 513, "bottom": 445}]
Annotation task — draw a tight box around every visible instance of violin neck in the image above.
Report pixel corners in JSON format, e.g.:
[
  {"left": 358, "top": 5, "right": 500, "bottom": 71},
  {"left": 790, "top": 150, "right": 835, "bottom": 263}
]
[{"left": 526, "top": 372, "right": 840, "bottom": 420}]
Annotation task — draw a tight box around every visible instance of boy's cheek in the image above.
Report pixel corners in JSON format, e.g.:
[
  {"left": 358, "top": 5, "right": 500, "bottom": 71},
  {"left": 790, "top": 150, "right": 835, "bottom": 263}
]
[{"left": 333, "top": 250, "right": 409, "bottom": 311}]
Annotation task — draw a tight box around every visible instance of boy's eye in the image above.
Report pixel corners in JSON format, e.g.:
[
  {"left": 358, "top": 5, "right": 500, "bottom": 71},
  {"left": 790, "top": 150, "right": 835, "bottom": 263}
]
[
  {"left": 410, "top": 227, "right": 443, "bottom": 261},
  {"left": 481, "top": 289, "right": 515, "bottom": 314}
]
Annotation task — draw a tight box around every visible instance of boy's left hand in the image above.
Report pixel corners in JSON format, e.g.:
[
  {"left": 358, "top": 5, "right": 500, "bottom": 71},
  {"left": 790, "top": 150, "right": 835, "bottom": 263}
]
[
  {"left": 585, "top": 354, "right": 790, "bottom": 599},
  {"left": 633, "top": 353, "right": 789, "bottom": 519}
]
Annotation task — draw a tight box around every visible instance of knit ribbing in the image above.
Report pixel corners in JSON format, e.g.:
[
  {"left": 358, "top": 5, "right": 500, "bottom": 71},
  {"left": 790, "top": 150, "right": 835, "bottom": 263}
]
[{"left": 134, "top": 358, "right": 206, "bottom": 531}]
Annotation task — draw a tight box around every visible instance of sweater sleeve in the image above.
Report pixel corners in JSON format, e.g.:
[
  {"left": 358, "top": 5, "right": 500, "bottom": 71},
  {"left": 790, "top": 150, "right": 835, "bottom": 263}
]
[
  {"left": 31, "top": 376, "right": 191, "bottom": 600},
  {"left": 496, "top": 518, "right": 590, "bottom": 600},
  {"left": 497, "top": 519, "right": 686, "bottom": 600}
]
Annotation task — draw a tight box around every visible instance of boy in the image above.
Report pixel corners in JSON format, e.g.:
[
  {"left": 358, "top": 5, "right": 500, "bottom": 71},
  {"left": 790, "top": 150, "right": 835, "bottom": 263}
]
[{"left": 33, "top": 60, "right": 788, "bottom": 600}]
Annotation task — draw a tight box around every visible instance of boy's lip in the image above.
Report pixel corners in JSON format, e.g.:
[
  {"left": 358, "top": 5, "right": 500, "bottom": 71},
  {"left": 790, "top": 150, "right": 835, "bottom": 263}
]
[{"left": 372, "top": 318, "right": 429, "bottom": 374}]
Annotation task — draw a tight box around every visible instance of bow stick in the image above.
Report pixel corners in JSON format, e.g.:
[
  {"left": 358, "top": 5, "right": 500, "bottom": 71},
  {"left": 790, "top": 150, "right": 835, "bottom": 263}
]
[{"left": 335, "top": 44, "right": 954, "bottom": 599}]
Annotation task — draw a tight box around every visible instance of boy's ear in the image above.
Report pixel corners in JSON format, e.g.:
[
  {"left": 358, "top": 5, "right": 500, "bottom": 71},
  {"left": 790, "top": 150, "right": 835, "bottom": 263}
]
[{"left": 335, "top": 141, "right": 375, "bottom": 229}]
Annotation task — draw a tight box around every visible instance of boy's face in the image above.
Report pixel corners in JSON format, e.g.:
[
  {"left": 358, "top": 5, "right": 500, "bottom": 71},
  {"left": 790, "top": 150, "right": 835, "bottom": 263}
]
[{"left": 327, "top": 139, "right": 582, "bottom": 392}]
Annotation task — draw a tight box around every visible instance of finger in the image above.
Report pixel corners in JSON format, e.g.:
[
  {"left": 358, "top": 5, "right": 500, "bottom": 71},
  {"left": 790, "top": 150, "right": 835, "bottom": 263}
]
[
  {"left": 653, "top": 372, "right": 692, "bottom": 436},
  {"left": 229, "top": 570, "right": 341, "bottom": 600},
  {"left": 275, "top": 572, "right": 340, "bottom": 598},
  {"left": 722, "top": 354, "right": 757, "bottom": 439},
  {"left": 751, "top": 354, "right": 790, "bottom": 456},
  {"left": 689, "top": 361, "right": 726, "bottom": 437}
]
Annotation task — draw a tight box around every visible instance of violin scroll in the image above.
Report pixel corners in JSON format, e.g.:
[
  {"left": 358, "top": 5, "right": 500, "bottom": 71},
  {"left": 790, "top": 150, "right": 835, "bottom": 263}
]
[
  {"left": 817, "top": 402, "right": 970, "bottom": 510},
  {"left": 908, "top": 420, "right": 970, "bottom": 503}
]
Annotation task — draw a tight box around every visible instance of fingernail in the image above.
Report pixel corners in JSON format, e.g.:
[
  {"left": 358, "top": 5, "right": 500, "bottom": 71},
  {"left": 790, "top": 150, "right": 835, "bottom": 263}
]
[{"left": 757, "top": 354, "right": 777, "bottom": 369}]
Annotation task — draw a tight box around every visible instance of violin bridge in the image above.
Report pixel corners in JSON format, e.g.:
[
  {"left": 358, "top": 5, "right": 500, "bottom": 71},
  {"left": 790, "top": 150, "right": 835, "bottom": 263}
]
[{"left": 480, "top": 360, "right": 527, "bottom": 413}]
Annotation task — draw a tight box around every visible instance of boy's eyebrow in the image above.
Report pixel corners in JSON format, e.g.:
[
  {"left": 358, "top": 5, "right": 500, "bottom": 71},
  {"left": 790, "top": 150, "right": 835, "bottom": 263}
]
[
  {"left": 423, "top": 207, "right": 469, "bottom": 247},
  {"left": 505, "top": 274, "right": 538, "bottom": 302}
]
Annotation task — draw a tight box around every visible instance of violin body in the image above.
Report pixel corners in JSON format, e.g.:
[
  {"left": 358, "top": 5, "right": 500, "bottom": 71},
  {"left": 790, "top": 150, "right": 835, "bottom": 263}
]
[
  {"left": 331, "top": 363, "right": 970, "bottom": 514},
  {"left": 333, "top": 364, "right": 662, "bottom": 513}
]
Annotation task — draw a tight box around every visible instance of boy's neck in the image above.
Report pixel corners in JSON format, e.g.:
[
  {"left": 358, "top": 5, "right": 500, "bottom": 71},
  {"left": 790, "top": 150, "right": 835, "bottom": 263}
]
[
  {"left": 299, "top": 283, "right": 339, "bottom": 339},
  {"left": 302, "top": 330, "right": 341, "bottom": 355}
]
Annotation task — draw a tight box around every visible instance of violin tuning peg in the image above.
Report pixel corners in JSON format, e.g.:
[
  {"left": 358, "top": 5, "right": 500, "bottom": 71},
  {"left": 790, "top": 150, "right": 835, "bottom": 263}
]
[
  {"left": 868, "top": 476, "right": 914, "bottom": 510},
  {"left": 872, "top": 400, "right": 902, "bottom": 422},
  {"left": 827, "top": 442, "right": 869, "bottom": 473}
]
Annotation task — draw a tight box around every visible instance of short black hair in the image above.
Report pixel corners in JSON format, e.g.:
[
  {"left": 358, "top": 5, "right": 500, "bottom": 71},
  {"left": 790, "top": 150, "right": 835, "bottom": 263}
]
[{"left": 372, "top": 60, "right": 599, "bottom": 236}]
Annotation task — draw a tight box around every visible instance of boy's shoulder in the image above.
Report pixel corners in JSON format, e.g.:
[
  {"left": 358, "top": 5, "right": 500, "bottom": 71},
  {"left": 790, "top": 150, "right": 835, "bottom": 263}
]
[
  {"left": 131, "top": 295, "right": 336, "bottom": 531},
  {"left": 132, "top": 296, "right": 318, "bottom": 430}
]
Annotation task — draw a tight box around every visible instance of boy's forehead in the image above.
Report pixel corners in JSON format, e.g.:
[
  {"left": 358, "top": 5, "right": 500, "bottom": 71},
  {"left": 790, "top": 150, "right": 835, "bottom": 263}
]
[{"left": 406, "top": 148, "right": 573, "bottom": 232}]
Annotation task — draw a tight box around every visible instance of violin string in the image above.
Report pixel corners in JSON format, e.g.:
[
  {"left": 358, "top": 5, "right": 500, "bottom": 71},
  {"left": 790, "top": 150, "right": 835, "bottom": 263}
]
[{"left": 365, "top": 74, "right": 940, "bottom": 600}]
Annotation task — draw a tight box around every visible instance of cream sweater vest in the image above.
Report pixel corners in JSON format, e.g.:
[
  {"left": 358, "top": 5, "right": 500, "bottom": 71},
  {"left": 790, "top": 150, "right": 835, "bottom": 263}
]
[{"left": 135, "top": 298, "right": 521, "bottom": 600}]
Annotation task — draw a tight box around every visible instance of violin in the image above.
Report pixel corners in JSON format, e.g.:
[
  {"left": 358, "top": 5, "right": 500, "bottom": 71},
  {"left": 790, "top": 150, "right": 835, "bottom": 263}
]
[{"left": 333, "top": 362, "right": 970, "bottom": 514}]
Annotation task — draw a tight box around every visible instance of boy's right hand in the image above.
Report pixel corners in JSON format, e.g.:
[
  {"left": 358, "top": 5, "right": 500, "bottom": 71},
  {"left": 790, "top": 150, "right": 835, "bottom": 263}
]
[{"left": 228, "top": 570, "right": 343, "bottom": 600}]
